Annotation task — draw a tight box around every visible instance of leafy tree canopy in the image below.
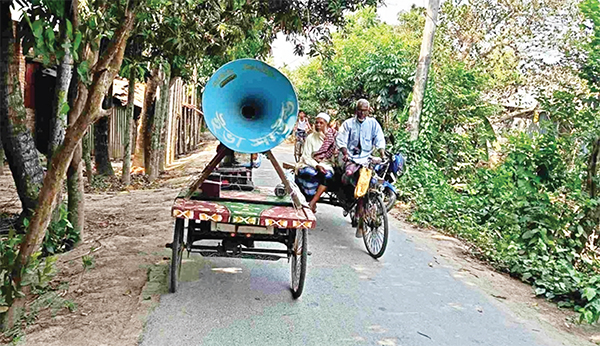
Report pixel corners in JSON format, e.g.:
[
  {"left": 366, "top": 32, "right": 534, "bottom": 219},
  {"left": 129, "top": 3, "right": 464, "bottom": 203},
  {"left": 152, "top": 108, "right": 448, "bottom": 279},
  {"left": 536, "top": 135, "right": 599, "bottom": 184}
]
[
  {"left": 580, "top": 0, "right": 600, "bottom": 91},
  {"left": 290, "top": 7, "right": 415, "bottom": 120}
]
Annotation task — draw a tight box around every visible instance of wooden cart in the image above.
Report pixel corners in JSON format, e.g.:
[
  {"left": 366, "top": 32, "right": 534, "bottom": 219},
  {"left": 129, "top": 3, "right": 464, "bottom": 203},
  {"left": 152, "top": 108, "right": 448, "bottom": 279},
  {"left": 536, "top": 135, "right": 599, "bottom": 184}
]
[{"left": 168, "top": 148, "right": 316, "bottom": 298}]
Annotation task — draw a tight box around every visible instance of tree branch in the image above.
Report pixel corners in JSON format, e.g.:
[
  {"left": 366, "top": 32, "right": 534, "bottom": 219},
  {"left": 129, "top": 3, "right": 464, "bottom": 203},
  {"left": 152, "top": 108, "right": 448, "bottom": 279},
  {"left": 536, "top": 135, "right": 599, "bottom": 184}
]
[
  {"left": 15, "top": 7, "right": 136, "bottom": 289},
  {"left": 493, "top": 105, "right": 537, "bottom": 124},
  {"left": 94, "top": 10, "right": 136, "bottom": 73}
]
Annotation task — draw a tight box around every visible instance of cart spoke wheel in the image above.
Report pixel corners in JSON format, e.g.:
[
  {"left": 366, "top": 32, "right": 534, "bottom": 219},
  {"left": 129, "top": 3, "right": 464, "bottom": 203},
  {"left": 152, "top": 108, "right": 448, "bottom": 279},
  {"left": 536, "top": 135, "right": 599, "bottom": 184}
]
[
  {"left": 291, "top": 228, "right": 308, "bottom": 299},
  {"left": 361, "top": 194, "right": 388, "bottom": 259},
  {"left": 169, "top": 218, "right": 185, "bottom": 293}
]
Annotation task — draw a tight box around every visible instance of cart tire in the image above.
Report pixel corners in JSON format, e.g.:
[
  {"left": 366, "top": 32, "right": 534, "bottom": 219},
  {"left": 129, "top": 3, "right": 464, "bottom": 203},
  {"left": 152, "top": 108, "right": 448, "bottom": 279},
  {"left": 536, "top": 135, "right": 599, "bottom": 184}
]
[
  {"left": 361, "top": 194, "right": 388, "bottom": 259},
  {"left": 169, "top": 218, "right": 184, "bottom": 293},
  {"left": 291, "top": 228, "right": 308, "bottom": 299}
]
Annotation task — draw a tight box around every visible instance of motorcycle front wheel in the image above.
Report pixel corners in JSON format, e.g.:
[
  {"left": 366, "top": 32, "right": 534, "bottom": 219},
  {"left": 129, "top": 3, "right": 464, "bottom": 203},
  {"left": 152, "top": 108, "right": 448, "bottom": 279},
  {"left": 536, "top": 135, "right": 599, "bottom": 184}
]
[{"left": 360, "top": 193, "right": 388, "bottom": 259}]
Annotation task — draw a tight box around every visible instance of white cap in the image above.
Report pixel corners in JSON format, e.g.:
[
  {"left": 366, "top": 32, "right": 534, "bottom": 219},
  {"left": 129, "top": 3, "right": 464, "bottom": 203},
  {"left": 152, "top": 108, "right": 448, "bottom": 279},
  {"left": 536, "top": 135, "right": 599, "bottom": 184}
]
[{"left": 316, "top": 112, "right": 330, "bottom": 123}]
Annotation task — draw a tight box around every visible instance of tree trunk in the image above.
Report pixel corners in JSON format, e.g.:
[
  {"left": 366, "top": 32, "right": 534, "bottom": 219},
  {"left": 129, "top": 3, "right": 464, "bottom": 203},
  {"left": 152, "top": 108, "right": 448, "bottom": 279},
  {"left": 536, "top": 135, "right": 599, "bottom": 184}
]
[
  {"left": 0, "top": 120, "right": 4, "bottom": 176},
  {"left": 7, "top": 9, "right": 135, "bottom": 329},
  {"left": 158, "top": 123, "right": 167, "bottom": 172},
  {"left": 82, "top": 129, "right": 92, "bottom": 182},
  {"left": 66, "top": 0, "right": 84, "bottom": 242},
  {"left": 93, "top": 38, "right": 115, "bottom": 177},
  {"left": 122, "top": 66, "right": 136, "bottom": 185},
  {"left": 147, "top": 66, "right": 170, "bottom": 181},
  {"left": 94, "top": 114, "right": 114, "bottom": 176},
  {"left": 0, "top": 4, "right": 44, "bottom": 221},
  {"left": 48, "top": 17, "right": 73, "bottom": 162},
  {"left": 164, "top": 77, "right": 178, "bottom": 169},
  {"left": 407, "top": 0, "right": 440, "bottom": 141},
  {"left": 158, "top": 77, "right": 174, "bottom": 173},
  {"left": 49, "top": 0, "right": 75, "bottom": 224},
  {"left": 582, "top": 138, "right": 600, "bottom": 251},
  {"left": 67, "top": 140, "right": 84, "bottom": 240},
  {"left": 133, "top": 66, "right": 159, "bottom": 169},
  {"left": 143, "top": 99, "right": 157, "bottom": 178}
]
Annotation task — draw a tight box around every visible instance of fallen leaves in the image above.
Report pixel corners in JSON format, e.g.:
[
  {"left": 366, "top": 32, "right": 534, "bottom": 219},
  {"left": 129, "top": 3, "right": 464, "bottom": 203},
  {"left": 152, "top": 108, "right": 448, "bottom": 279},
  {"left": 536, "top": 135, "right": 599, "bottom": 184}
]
[
  {"left": 377, "top": 338, "right": 398, "bottom": 345},
  {"left": 367, "top": 325, "right": 387, "bottom": 334},
  {"left": 211, "top": 267, "right": 242, "bottom": 274}
]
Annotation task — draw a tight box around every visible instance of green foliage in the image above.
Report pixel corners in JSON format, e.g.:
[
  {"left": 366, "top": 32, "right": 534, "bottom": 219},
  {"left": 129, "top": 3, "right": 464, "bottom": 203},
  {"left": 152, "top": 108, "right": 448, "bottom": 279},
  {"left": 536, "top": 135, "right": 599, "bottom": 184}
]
[
  {"left": 401, "top": 61, "right": 500, "bottom": 179},
  {"left": 0, "top": 230, "right": 27, "bottom": 309},
  {"left": 580, "top": 0, "right": 600, "bottom": 91},
  {"left": 82, "top": 254, "right": 95, "bottom": 271},
  {"left": 398, "top": 91, "right": 600, "bottom": 323},
  {"left": 0, "top": 202, "right": 77, "bottom": 329},
  {"left": 42, "top": 203, "right": 79, "bottom": 256},
  {"left": 290, "top": 7, "right": 415, "bottom": 120},
  {"left": 19, "top": 0, "right": 139, "bottom": 91},
  {"left": 195, "top": 17, "right": 278, "bottom": 91},
  {"left": 21, "top": 0, "right": 84, "bottom": 65},
  {"left": 387, "top": 3, "right": 600, "bottom": 323},
  {"left": 0, "top": 229, "right": 58, "bottom": 314},
  {"left": 130, "top": 0, "right": 382, "bottom": 83}
]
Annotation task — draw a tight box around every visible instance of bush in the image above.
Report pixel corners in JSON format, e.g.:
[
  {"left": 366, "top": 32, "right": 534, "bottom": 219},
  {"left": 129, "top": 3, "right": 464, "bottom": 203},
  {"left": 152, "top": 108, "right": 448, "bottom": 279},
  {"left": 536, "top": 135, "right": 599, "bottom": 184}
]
[
  {"left": 399, "top": 129, "right": 600, "bottom": 323},
  {"left": 0, "top": 203, "right": 79, "bottom": 328},
  {"left": 42, "top": 203, "right": 79, "bottom": 256}
]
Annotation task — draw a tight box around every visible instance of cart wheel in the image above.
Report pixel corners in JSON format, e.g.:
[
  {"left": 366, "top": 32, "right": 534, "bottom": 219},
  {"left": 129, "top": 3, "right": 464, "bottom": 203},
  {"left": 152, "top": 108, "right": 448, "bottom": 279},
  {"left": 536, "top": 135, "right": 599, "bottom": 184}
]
[
  {"left": 169, "top": 218, "right": 185, "bottom": 293},
  {"left": 361, "top": 193, "right": 388, "bottom": 259},
  {"left": 291, "top": 228, "right": 308, "bottom": 299}
]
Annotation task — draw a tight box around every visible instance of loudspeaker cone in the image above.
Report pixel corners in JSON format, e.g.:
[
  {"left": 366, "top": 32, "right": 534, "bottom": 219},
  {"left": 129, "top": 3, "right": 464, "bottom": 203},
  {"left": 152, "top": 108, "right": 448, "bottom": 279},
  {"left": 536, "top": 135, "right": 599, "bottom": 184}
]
[{"left": 202, "top": 59, "right": 298, "bottom": 154}]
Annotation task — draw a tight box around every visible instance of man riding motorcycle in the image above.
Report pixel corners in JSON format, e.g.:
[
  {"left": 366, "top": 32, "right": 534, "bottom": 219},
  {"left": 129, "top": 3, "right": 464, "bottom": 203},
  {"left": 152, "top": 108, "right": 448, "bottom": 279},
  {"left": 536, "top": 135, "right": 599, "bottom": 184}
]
[{"left": 335, "top": 99, "right": 386, "bottom": 238}]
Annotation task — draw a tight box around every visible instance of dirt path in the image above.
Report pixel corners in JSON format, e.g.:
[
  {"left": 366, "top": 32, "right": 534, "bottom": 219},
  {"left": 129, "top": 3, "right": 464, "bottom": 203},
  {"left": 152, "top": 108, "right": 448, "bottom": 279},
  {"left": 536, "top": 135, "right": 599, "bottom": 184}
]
[
  {"left": 0, "top": 138, "right": 598, "bottom": 345},
  {"left": 0, "top": 138, "right": 219, "bottom": 346}
]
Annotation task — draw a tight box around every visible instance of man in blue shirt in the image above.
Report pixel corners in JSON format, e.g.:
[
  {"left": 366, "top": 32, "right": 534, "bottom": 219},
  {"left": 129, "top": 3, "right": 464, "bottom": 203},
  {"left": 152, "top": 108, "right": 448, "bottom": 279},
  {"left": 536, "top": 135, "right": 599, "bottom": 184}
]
[
  {"left": 335, "top": 99, "right": 386, "bottom": 237},
  {"left": 336, "top": 99, "right": 386, "bottom": 183}
]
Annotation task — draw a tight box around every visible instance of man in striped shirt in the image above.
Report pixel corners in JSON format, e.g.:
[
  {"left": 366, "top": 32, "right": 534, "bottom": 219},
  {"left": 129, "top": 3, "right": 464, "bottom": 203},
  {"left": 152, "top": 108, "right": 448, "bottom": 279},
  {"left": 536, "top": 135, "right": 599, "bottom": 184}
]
[{"left": 313, "top": 120, "right": 338, "bottom": 162}]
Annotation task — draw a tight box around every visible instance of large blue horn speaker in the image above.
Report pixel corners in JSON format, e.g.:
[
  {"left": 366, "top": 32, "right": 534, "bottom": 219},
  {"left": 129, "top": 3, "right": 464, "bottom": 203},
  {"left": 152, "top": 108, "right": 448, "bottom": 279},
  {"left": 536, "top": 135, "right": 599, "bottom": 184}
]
[{"left": 202, "top": 59, "right": 298, "bottom": 154}]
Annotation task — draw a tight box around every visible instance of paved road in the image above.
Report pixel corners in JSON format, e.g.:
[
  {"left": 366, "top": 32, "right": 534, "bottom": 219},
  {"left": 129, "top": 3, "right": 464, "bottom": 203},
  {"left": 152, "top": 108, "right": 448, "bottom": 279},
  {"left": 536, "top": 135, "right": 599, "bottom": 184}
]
[{"left": 141, "top": 145, "right": 577, "bottom": 346}]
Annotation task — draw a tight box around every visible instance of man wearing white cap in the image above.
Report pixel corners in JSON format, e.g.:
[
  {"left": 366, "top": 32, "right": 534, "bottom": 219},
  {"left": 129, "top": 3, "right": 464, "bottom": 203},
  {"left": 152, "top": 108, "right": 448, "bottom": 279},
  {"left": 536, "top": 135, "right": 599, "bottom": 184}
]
[
  {"left": 295, "top": 112, "right": 335, "bottom": 212},
  {"left": 336, "top": 99, "right": 386, "bottom": 237}
]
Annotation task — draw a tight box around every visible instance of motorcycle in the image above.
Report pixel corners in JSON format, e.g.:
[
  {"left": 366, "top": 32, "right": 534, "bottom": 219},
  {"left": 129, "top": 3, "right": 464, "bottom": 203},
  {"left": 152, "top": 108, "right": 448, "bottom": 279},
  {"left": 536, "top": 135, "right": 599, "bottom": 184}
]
[
  {"left": 373, "top": 151, "right": 405, "bottom": 211},
  {"left": 288, "top": 156, "right": 390, "bottom": 258}
]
